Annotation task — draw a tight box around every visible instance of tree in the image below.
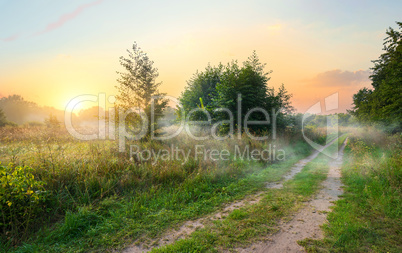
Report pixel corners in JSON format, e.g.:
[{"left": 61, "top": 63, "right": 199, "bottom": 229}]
[
  {"left": 350, "top": 21, "right": 402, "bottom": 131},
  {"left": 179, "top": 51, "right": 293, "bottom": 134},
  {"left": 179, "top": 64, "right": 223, "bottom": 120},
  {"left": 115, "top": 42, "right": 168, "bottom": 139},
  {"left": 350, "top": 88, "right": 373, "bottom": 123},
  {"left": 213, "top": 53, "right": 273, "bottom": 132}
]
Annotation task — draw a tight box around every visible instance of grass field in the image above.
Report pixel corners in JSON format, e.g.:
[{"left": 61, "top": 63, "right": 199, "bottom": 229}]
[
  {"left": 2, "top": 125, "right": 399, "bottom": 253},
  {"left": 0, "top": 125, "right": 328, "bottom": 252}
]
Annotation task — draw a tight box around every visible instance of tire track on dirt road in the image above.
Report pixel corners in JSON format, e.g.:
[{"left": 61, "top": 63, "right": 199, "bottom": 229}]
[
  {"left": 122, "top": 136, "right": 345, "bottom": 253},
  {"left": 237, "top": 138, "right": 347, "bottom": 253}
]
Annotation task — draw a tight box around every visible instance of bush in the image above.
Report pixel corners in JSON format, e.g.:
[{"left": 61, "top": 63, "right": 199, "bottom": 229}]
[{"left": 0, "top": 163, "right": 48, "bottom": 242}]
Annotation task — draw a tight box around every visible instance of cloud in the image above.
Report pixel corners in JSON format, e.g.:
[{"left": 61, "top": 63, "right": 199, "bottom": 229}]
[
  {"left": 292, "top": 69, "right": 373, "bottom": 113},
  {"left": 304, "top": 69, "right": 371, "bottom": 87},
  {"left": 33, "top": 0, "right": 104, "bottom": 36},
  {"left": 1, "top": 34, "right": 19, "bottom": 42}
]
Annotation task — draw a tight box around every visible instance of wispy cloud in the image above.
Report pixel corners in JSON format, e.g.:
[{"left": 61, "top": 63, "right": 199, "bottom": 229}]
[
  {"left": 304, "top": 69, "right": 371, "bottom": 87},
  {"left": 1, "top": 34, "right": 20, "bottom": 42},
  {"left": 33, "top": 0, "right": 104, "bottom": 36},
  {"left": 295, "top": 69, "right": 372, "bottom": 113}
]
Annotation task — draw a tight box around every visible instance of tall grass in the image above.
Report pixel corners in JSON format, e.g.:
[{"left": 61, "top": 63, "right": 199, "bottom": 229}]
[{"left": 0, "top": 125, "right": 328, "bottom": 251}]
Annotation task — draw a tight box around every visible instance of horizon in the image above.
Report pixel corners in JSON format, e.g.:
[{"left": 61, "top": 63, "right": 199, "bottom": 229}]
[{"left": 1, "top": 0, "right": 401, "bottom": 113}]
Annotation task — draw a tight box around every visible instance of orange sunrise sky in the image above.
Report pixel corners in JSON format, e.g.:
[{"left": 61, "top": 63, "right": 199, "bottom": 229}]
[{"left": 1, "top": 0, "right": 401, "bottom": 113}]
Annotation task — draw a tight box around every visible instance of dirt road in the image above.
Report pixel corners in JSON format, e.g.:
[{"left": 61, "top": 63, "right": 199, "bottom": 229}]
[
  {"left": 238, "top": 138, "right": 347, "bottom": 252},
  {"left": 123, "top": 137, "right": 347, "bottom": 252}
]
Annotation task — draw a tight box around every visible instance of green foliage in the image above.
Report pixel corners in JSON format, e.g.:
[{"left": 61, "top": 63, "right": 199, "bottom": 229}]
[
  {"left": 179, "top": 63, "right": 223, "bottom": 120},
  {"left": 0, "top": 163, "right": 48, "bottom": 241},
  {"left": 115, "top": 42, "right": 168, "bottom": 139},
  {"left": 351, "top": 21, "right": 402, "bottom": 131},
  {"left": 179, "top": 51, "right": 294, "bottom": 133}
]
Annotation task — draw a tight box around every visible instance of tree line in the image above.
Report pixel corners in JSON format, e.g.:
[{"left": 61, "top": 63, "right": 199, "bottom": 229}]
[
  {"left": 350, "top": 21, "right": 402, "bottom": 132},
  {"left": 0, "top": 95, "right": 112, "bottom": 128}
]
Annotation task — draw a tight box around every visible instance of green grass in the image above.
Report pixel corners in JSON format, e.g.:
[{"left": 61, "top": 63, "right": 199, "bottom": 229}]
[
  {"left": 299, "top": 132, "right": 402, "bottom": 253},
  {"left": 151, "top": 135, "right": 348, "bottom": 252},
  {"left": 2, "top": 137, "right": 314, "bottom": 252},
  {"left": 0, "top": 125, "right": 346, "bottom": 252}
]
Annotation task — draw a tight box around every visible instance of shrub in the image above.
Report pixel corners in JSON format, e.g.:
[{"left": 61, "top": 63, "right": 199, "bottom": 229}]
[{"left": 0, "top": 163, "right": 48, "bottom": 242}]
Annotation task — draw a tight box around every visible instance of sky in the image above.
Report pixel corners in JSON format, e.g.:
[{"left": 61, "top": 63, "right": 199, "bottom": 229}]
[{"left": 0, "top": 0, "right": 401, "bottom": 113}]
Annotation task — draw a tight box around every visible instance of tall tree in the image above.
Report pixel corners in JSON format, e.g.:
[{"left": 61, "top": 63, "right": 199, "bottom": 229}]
[
  {"left": 213, "top": 53, "right": 271, "bottom": 132},
  {"left": 214, "top": 52, "right": 292, "bottom": 133},
  {"left": 115, "top": 42, "right": 168, "bottom": 139},
  {"left": 179, "top": 51, "right": 293, "bottom": 134},
  {"left": 351, "top": 21, "right": 402, "bottom": 130}
]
